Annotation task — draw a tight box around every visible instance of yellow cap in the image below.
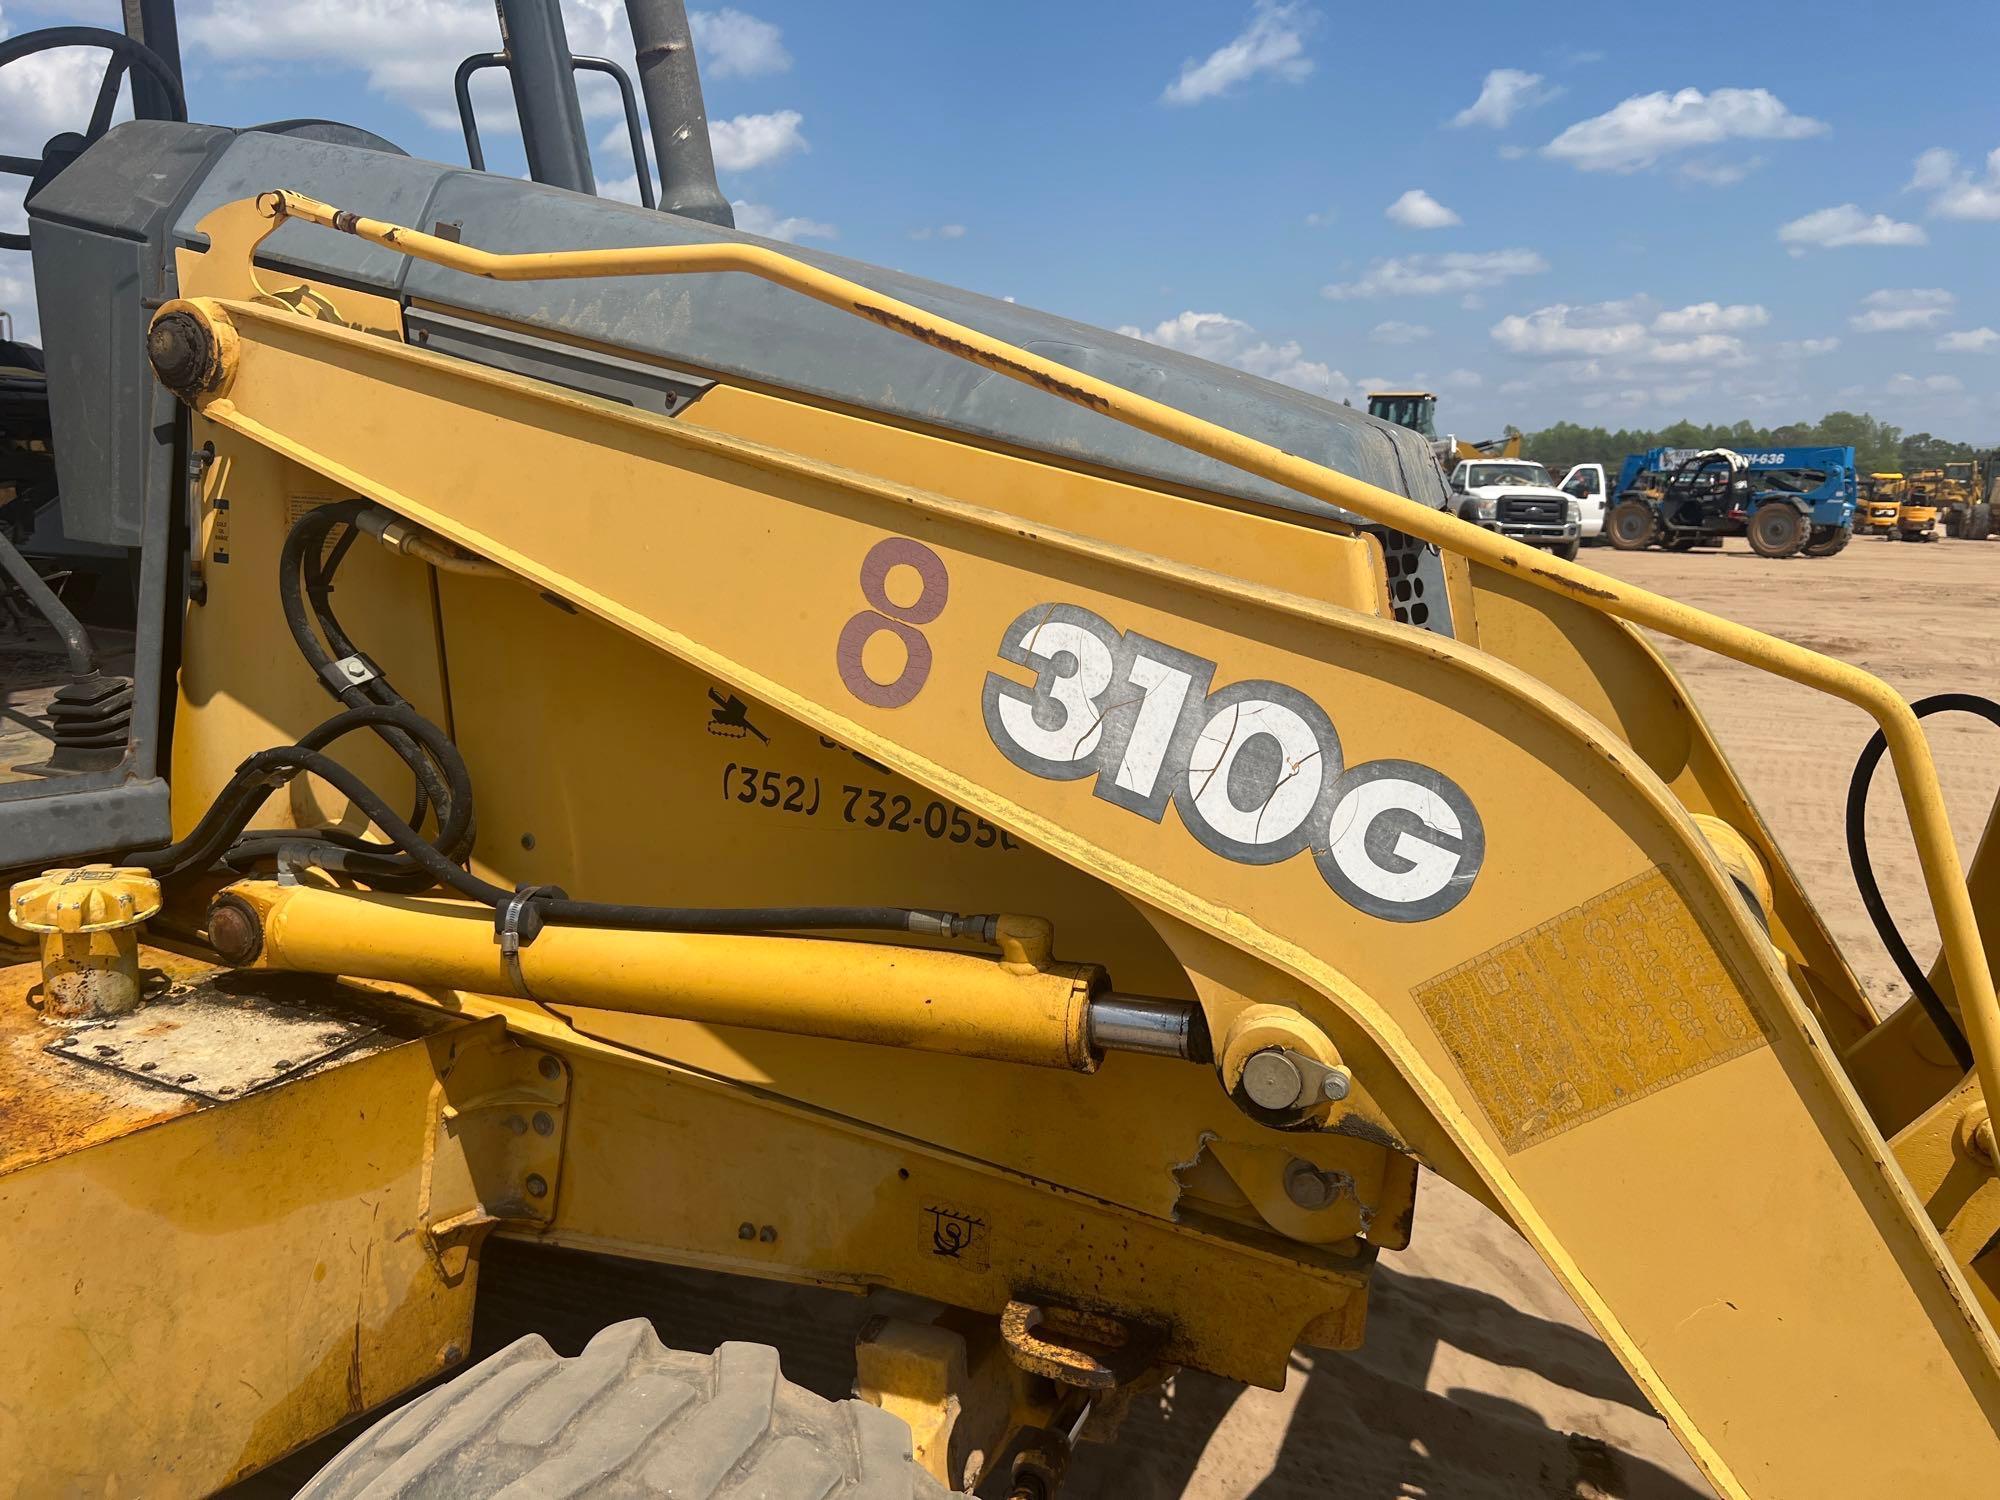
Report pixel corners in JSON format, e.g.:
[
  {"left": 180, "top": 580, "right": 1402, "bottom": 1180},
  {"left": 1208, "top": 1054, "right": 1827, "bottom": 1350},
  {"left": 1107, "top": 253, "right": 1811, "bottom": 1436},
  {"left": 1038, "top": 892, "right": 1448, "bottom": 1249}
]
[{"left": 9, "top": 865, "right": 163, "bottom": 935}]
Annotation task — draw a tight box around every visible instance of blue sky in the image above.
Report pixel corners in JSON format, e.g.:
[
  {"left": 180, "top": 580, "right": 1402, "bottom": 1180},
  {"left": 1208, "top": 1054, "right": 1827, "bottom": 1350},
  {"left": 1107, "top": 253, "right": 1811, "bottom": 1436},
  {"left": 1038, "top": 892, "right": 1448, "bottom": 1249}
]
[{"left": 4, "top": 0, "right": 1998, "bottom": 441}]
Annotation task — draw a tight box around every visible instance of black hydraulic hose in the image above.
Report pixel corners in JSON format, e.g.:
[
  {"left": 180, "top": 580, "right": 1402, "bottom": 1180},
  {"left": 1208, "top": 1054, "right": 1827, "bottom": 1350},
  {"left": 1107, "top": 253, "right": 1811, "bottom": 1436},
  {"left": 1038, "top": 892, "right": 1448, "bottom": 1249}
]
[
  {"left": 162, "top": 500, "right": 988, "bottom": 943},
  {"left": 171, "top": 729, "right": 965, "bottom": 939},
  {"left": 132, "top": 703, "right": 473, "bottom": 879},
  {"left": 278, "top": 501, "right": 466, "bottom": 856},
  {"left": 1844, "top": 692, "right": 2000, "bottom": 1074}
]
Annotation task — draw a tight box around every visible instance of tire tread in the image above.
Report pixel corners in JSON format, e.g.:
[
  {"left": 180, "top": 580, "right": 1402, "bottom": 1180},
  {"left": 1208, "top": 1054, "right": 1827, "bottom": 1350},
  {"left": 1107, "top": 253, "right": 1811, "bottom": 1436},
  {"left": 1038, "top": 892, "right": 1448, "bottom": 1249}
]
[{"left": 295, "top": 1321, "right": 947, "bottom": 1500}]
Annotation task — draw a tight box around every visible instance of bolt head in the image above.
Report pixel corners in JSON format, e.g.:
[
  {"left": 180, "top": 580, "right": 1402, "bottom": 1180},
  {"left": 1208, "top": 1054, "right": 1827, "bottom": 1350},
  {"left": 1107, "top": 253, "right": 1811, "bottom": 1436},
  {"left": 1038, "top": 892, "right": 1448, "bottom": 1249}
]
[
  {"left": 1321, "top": 1067, "right": 1352, "bottom": 1103},
  {"left": 1241, "top": 1049, "right": 1305, "bottom": 1110},
  {"left": 525, "top": 1173, "right": 548, "bottom": 1199},
  {"left": 1283, "top": 1158, "right": 1337, "bottom": 1210}
]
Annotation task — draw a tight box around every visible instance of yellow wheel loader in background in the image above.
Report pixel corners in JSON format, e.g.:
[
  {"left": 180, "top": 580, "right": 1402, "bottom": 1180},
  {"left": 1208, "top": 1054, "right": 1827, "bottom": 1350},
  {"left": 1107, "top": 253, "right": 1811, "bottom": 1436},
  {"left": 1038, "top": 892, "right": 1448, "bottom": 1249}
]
[
  {"left": 1861, "top": 471, "right": 1907, "bottom": 535},
  {"left": 1365, "top": 388, "right": 1523, "bottom": 467},
  {"left": 4, "top": 5, "right": 2000, "bottom": 1497}
]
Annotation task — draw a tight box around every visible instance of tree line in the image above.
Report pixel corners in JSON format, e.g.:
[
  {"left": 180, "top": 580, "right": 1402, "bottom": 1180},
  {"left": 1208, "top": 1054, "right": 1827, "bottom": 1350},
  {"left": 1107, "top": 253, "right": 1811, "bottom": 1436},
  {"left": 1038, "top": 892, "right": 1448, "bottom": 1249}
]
[{"left": 1514, "top": 413, "right": 1980, "bottom": 478}]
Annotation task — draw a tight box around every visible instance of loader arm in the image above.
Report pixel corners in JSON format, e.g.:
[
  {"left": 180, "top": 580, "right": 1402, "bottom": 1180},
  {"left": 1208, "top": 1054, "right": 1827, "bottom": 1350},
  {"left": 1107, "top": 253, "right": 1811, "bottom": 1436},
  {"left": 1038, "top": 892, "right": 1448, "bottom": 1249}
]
[{"left": 149, "top": 193, "right": 2000, "bottom": 1497}]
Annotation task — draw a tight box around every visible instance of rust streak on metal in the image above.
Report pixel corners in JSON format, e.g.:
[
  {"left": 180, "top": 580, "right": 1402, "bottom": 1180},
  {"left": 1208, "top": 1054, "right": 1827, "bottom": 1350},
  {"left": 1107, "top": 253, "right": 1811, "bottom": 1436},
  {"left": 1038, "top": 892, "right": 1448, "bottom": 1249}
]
[{"left": 1530, "top": 567, "right": 1618, "bottom": 600}]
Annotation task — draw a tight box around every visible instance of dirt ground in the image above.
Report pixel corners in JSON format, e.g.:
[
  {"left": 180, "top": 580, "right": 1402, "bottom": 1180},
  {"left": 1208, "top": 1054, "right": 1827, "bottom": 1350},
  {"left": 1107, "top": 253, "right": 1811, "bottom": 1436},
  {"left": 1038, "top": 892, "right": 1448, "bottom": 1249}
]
[{"left": 1063, "top": 533, "right": 2000, "bottom": 1500}]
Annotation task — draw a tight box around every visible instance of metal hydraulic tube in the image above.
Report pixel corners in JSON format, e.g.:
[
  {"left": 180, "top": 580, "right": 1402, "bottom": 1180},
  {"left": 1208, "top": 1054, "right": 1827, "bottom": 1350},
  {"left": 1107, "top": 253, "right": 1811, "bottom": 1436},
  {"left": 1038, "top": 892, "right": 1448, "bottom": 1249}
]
[{"left": 212, "top": 882, "right": 1204, "bottom": 1073}]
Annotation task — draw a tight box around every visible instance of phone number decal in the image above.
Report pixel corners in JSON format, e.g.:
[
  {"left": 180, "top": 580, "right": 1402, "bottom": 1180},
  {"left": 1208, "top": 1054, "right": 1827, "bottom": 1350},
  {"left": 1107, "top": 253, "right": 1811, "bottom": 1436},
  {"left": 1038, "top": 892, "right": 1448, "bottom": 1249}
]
[
  {"left": 981, "top": 604, "right": 1483, "bottom": 921},
  {"left": 722, "top": 762, "right": 1019, "bottom": 850}
]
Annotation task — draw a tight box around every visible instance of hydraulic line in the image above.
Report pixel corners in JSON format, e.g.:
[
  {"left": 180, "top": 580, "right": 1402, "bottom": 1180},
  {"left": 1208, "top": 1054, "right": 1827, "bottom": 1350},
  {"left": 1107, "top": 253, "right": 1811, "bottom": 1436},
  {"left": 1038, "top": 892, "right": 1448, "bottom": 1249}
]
[
  {"left": 144, "top": 500, "right": 1000, "bottom": 944},
  {"left": 1846, "top": 692, "right": 2000, "bottom": 1074}
]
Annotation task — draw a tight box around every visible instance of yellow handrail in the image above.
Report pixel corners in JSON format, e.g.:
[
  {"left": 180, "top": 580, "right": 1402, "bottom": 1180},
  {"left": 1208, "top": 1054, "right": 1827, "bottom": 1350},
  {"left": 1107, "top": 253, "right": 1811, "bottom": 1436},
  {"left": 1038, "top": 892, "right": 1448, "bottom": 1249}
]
[{"left": 254, "top": 188, "right": 2000, "bottom": 1110}]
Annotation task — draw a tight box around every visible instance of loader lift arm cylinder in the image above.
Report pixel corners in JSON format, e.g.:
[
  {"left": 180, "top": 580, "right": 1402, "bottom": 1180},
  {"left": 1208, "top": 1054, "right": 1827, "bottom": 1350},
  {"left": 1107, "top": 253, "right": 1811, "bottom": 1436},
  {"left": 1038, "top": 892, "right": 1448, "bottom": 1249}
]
[{"left": 212, "top": 881, "right": 1208, "bottom": 1070}]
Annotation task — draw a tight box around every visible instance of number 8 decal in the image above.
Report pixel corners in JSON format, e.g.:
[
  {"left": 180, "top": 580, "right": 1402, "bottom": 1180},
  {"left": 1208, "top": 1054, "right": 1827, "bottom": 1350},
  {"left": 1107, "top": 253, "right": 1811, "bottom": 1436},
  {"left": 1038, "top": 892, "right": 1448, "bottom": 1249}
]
[{"left": 836, "top": 536, "right": 950, "bottom": 708}]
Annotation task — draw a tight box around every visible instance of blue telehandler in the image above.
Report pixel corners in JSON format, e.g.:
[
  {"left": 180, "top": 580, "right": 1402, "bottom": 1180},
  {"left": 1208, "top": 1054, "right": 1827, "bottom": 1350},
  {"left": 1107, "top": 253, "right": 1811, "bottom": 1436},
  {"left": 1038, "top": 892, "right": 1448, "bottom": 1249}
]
[{"left": 1603, "top": 445, "right": 1858, "bottom": 558}]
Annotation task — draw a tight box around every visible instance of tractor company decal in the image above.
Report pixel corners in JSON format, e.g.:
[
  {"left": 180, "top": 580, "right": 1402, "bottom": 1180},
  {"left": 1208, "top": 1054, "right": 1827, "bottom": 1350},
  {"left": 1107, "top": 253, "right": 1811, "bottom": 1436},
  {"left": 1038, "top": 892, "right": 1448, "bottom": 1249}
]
[{"left": 980, "top": 603, "right": 1484, "bottom": 922}]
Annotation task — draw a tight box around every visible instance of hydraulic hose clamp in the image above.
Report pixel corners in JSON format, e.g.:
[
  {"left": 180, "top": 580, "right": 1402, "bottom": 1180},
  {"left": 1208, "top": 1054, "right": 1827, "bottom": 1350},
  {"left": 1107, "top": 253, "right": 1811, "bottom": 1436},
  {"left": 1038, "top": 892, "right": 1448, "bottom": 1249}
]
[{"left": 496, "top": 883, "right": 564, "bottom": 1001}]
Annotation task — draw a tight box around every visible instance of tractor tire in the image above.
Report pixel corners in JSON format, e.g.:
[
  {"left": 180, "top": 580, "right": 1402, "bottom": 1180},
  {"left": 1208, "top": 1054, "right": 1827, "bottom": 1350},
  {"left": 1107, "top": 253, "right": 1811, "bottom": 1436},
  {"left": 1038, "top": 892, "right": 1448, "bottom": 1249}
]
[
  {"left": 1606, "top": 498, "right": 1657, "bottom": 550},
  {"left": 295, "top": 1321, "right": 948, "bottom": 1500},
  {"left": 1971, "top": 502, "right": 1994, "bottom": 541},
  {"left": 1945, "top": 508, "right": 1967, "bottom": 539},
  {"left": 1746, "top": 504, "right": 1808, "bottom": 558},
  {"left": 1803, "top": 524, "right": 1853, "bottom": 558},
  {"left": 1550, "top": 538, "right": 1580, "bottom": 561}
]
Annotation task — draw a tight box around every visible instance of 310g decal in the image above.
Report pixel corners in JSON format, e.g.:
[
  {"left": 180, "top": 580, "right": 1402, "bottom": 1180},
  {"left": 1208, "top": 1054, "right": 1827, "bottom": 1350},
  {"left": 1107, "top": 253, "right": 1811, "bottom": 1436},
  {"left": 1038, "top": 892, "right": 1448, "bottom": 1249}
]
[{"left": 981, "top": 604, "right": 1484, "bottom": 921}]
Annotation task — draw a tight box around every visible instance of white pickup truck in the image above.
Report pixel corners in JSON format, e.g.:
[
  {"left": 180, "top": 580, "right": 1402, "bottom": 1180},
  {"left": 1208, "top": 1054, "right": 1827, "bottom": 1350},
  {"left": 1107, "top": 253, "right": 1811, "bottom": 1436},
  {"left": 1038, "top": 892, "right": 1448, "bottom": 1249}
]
[
  {"left": 1446, "top": 458, "right": 1585, "bottom": 559},
  {"left": 1557, "top": 462, "right": 1611, "bottom": 542}
]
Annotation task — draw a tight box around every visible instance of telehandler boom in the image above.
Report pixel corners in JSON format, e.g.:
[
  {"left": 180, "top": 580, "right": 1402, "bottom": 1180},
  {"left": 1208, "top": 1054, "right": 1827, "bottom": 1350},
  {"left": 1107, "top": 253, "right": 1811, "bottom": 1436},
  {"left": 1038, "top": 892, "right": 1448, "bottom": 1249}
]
[{"left": 2, "top": 5, "right": 1998, "bottom": 1497}]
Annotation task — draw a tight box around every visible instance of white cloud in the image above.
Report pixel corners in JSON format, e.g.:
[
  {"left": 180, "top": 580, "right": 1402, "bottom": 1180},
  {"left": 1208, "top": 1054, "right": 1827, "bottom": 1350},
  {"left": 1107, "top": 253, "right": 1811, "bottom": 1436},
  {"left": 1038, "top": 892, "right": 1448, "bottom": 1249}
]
[
  {"left": 1385, "top": 188, "right": 1461, "bottom": 229},
  {"left": 1647, "top": 333, "right": 1748, "bottom": 364},
  {"left": 1118, "top": 310, "right": 1343, "bottom": 396},
  {"left": 1906, "top": 146, "right": 2000, "bottom": 221},
  {"left": 909, "top": 223, "right": 968, "bottom": 241},
  {"left": 1303, "top": 207, "right": 1336, "bottom": 227},
  {"left": 1323, "top": 248, "right": 1548, "bottom": 299},
  {"left": 0, "top": 8, "right": 120, "bottom": 143},
  {"left": 1850, "top": 288, "right": 1954, "bottom": 333},
  {"left": 1451, "top": 69, "right": 1558, "bottom": 129},
  {"left": 1443, "top": 367, "right": 1483, "bottom": 388},
  {"left": 189, "top": 1, "right": 523, "bottom": 125},
  {"left": 691, "top": 6, "right": 792, "bottom": 78},
  {"left": 1885, "top": 372, "right": 1964, "bottom": 395},
  {"left": 186, "top": 3, "right": 788, "bottom": 129},
  {"left": 1543, "top": 87, "right": 1825, "bottom": 172},
  {"left": 597, "top": 173, "right": 643, "bottom": 205},
  {"left": 1775, "top": 337, "right": 1840, "bottom": 357},
  {"left": 0, "top": 266, "right": 35, "bottom": 341},
  {"left": 1778, "top": 204, "right": 1927, "bottom": 254},
  {"left": 1652, "top": 301, "right": 1768, "bottom": 334},
  {"left": 1491, "top": 303, "right": 1652, "bottom": 358},
  {"left": 1489, "top": 299, "right": 1749, "bottom": 366},
  {"left": 1161, "top": 2, "right": 1315, "bottom": 106},
  {"left": 707, "top": 109, "right": 806, "bottom": 172},
  {"left": 1370, "top": 320, "right": 1432, "bottom": 344},
  {"left": 730, "top": 200, "right": 835, "bottom": 242},
  {"left": 1937, "top": 327, "right": 2000, "bottom": 353}
]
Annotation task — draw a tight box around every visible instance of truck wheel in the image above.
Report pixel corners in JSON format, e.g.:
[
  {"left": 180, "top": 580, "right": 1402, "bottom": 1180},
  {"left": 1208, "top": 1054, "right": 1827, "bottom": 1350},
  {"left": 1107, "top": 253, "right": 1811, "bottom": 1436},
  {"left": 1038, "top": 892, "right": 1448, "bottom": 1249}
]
[
  {"left": 1971, "top": 502, "right": 1993, "bottom": 541},
  {"left": 1606, "top": 499, "right": 1656, "bottom": 550},
  {"left": 1551, "top": 538, "right": 1580, "bottom": 561},
  {"left": 1747, "top": 505, "right": 1807, "bottom": 558},
  {"left": 1803, "top": 525, "right": 1852, "bottom": 558},
  {"left": 296, "top": 1321, "right": 948, "bottom": 1500}
]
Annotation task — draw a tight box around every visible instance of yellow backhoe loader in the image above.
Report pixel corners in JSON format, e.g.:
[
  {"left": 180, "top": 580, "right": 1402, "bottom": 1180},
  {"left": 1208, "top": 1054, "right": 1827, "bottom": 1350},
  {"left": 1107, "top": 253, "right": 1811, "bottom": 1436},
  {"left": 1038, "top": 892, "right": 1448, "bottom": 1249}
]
[{"left": 4, "top": 6, "right": 1999, "bottom": 1499}]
